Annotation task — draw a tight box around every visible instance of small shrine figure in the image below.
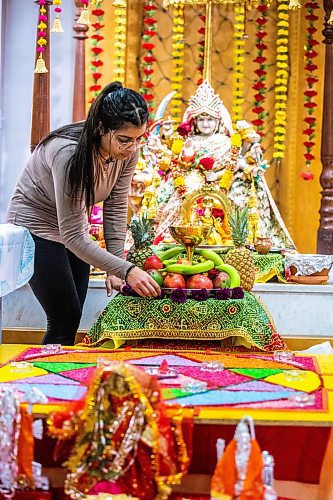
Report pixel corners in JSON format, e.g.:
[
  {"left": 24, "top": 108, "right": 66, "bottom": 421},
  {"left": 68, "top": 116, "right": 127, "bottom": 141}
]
[{"left": 210, "top": 417, "right": 265, "bottom": 500}]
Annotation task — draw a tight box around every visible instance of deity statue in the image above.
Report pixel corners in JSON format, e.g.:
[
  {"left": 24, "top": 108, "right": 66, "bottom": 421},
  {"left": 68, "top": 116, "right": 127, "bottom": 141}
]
[{"left": 146, "top": 80, "right": 295, "bottom": 249}]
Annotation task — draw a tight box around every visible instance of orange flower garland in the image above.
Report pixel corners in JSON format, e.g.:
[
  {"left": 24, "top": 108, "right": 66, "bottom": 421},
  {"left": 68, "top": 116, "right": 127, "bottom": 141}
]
[
  {"left": 252, "top": 0, "right": 268, "bottom": 138},
  {"left": 301, "top": 0, "right": 319, "bottom": 181},
  {"left": 140, "top": 0, "right": 157, "bottom": 115},
  {"left": 273, "top": 0, "right": 289, "bottom": 159},
  {"left": 232, "top": 5, "right": 246, "bottom": 126},
  {"left": 113, "top": 0, "right": 127, "bottom": 84},
  {"left": 89, "top": 1, "right": 104, "bottom": 103},
  {"left": 171, "top": 5, "right": 185, "bottom": 123}
]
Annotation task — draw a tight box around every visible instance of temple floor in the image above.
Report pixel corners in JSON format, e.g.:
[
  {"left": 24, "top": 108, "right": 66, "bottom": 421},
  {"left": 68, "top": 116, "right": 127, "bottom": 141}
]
[{"left": 1, "top": 344, "right": 333, "bottom": 499}]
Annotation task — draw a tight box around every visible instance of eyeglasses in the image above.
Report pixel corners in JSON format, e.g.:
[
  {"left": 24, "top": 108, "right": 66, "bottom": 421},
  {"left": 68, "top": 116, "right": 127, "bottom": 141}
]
[{"left": 114, "top": 135, "right": 148, "bottom": 151}]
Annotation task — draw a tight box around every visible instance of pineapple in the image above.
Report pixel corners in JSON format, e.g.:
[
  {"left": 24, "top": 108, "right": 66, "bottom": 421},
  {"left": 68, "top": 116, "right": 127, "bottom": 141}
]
[
  {"left": 224, "top": 207, "right": 256, "bottom": 291},
  {"left": 127, "top": 213, "right": 155, "bottom": 269}
]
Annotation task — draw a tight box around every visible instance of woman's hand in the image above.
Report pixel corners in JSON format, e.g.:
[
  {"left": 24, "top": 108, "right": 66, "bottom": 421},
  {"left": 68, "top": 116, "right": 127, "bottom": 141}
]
[
  {"left": 126, "top": 267, "right": 161, "bottom": 298},
  {"left": 105, "top": 275, "right": 123, "bottom": 297}
]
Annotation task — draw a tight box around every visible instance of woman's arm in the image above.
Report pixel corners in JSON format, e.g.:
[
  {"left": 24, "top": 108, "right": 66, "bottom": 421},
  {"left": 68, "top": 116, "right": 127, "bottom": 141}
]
[
  {"left": 49, "top": 142, "right": 133, "bottom": 280},
  {"left": 103, "top": 149, "right": 139, "bottom": 258}
]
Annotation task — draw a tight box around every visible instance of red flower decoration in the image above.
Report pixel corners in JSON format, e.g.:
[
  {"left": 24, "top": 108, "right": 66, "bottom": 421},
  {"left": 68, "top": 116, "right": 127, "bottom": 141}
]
[
  {"left": 91, "top": 9, "right": 104, "bottom": 16},
  {"left": 304, "top": 141, "right": 315, "bottom": 148},
  {"left": 212, "top": 208, "right": 225, "bottom": 220},
  {"left": 92, "top": 72, "right": 102, "bottom": 80},
  {"left": 144, "top": 55, "right": 156, "bottom": 63},
  {"left": 92, "top": 60, "right": 103, "bottom": 67},
  {"left": 143, "top": 93, "right": 154, "bottom": 101},
  {"left": 304, "top": 153, "right": 315, "bottom": 161},
  {"left": 92, "top": 47, "right": 103, "bottom": 55},
  {"left": 142, "top": 42, "right": 155, "bottom": 50},
  {"left": 305, "top": 116, "right": 316, "bottom": 124},
  {"left": 252, "top": 119, "right": 264, "bottom": 127},
  {"left": 91, "top": 23, "right": 104, "bottom": 30},
  {"left": 144, "top": 17, "right": 156, "bottom": 25},
  {"left": 177, "top": 119, "right": 193, "bottom": 137},
  {"left": 300, "top": 172, "right": 314, "bottom": 180},
  {"left": 90, "top": 85, "right": 102, "bottom": 92},
  {"left": 199, "top": 157, "right": 215, "bottom": 170},
  {"left": 252, "top": 106, "right": 265, "bottom": 114},
  {"left": 254, "top": 69, "right": 267, "bottom": 77},
  {"left": 91, "top": 34, "right": 104, "bottom": 41}
]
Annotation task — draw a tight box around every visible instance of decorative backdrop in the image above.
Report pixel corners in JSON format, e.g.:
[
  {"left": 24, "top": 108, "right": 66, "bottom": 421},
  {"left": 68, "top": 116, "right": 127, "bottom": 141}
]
[{"left": 84, "top": 0, "right": 325, "bottom": 253}]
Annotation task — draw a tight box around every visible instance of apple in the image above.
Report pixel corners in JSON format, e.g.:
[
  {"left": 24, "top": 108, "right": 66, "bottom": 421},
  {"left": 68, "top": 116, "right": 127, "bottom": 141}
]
[
  {"left": 187, "top": 274, "right": 213, "bottom": 290},
  {"left": 213, "top": 271, "right": 231, "bottom": 289},
  {"left": 147, "top": 269, "right": 164, "bottom": 286},
  {"left": 176, "top": 258, "right": 192, "bottom": 266},
  {"left": 163, "top": 273, "right": 186, "bottom": 289},
  {"left": 144, "top": 255, "right": 164, "bottom": 271}
]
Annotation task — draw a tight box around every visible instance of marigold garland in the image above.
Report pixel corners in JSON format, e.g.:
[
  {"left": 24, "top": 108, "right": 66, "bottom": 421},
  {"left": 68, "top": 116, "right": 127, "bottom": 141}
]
[
  {"left": 273, "top": 0, "right": 289, "bottom": 159},
  {"left": 232, "top": 5, "right": 246, "bottom": 126},
  {"left": 171, "top": 5, "right": 185, "bottom": 124},
  {"left": 51, "top": 0, "right": 64, "bottom": 33},
  {"left": 89, "top": 1, "right": 104, "bottom": 103},
  {"left": 140, "top": 0, "right": 157, "bottom": 115},
  {"left": 301, "top": 0, "right": 319, "bottom": 181},
  {"left": 197, "top": 13, "right": 205, "bottom": 86},
  {"left": 251, "top": 0, "right": 268, "bottom": 138},
  {"left": 113, "top": 0, "right": 127, "bottom": 84},
  {"left": 34, "top": 0, "right": 48, "bottom": 74}
]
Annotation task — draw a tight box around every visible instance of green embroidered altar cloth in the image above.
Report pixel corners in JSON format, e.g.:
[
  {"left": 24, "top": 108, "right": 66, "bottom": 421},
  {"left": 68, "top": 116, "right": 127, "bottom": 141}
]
[
  {"left": 81, "top": 292, "right": 285, "bottom": 351},
  {"left": 221, "top": 252, "right": 286, "bottom": 283}
]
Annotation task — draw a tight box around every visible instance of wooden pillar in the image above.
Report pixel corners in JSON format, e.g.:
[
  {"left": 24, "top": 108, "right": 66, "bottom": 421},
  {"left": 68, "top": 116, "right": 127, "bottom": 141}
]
[
  {"left": 30, "top": 1, "right": 52, "bottom": 153},
  {"left": 317, "top": 0, "right": 333, "bottom": 254},
  {"left": 72, "top": 0, "right": 89, "bottom": 122}
]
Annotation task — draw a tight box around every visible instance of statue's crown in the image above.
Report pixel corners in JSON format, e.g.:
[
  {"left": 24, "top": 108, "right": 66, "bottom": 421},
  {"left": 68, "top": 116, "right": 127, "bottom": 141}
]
[
  {"left": 183, "top": 80, "right": 233, "bottom": 136},
  {"left": 187, "top": 80, "right": 222, "bottom": 119}
]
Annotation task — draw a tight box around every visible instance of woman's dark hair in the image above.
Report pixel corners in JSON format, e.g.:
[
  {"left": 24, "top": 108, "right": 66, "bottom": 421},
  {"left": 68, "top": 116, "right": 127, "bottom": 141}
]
[{"left": 40, "top": 81, "right": 149, "bottom": 209}]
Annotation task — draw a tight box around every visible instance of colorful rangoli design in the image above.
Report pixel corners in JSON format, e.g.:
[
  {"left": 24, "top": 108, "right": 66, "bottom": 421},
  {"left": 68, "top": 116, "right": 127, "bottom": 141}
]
[{"left": 0, "top": 348, "right": 325, "bottom": 412}]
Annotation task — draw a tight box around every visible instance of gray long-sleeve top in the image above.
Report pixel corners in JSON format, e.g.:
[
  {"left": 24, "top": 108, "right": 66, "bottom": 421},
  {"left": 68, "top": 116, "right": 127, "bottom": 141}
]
[{"left": 7, "top": 137, "right": 137, "bottom": 279}]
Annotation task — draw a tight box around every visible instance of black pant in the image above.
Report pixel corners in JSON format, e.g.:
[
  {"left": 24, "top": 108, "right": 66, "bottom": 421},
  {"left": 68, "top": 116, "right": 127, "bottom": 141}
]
[{"left": 30, "top": 234, "right": 90, "bottom": 345}]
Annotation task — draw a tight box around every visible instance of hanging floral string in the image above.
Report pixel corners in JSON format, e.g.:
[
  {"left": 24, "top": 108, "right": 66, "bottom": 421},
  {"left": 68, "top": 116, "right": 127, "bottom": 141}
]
[
  {"left": 197, "top": 12, "right": 205, "bottom": 86},
  {"left": 113, "top": 0, "right": 127, "bottom": 84},
  {"left": 171, "top": 5, "right": 185, "bottom": 124},
  {"left": 89, "top": 1, "right": 104, "bottom": 103},
  {"left": 51, "top": 0, "right": 64, "bottom": 33},
  {"left": 273, "top": 0, "right": 289, "bottom": 159},
  {"left": 140, "top": 0, "right": 157, "bottom": 115},
  {"left": 34, "top": 0, "right": 48, "bottom": 74},
  {"left": 78, "top": 0, "right": 90, "bottom": 25},
  {"left": 232, "top": 5, "right": 246, "bottom": 126},
  {"left": 301, "top": 0, "right": 319, "bottom": 181},
  {"left": 251, "top": 0, "right": 268, "bottom": 139}
]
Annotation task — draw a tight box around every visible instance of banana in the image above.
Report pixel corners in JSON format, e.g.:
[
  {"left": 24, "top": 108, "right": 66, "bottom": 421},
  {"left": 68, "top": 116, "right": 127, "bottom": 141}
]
[
  {"left": 165, "top": 260, "right": 215, "bottom": 275},
  {"left": 195, "top": 248, "right": 223, "bottom": 266},
  {"left": 215, "top": 263, "right": 241, "bottom": 288},
  {"left": 162, "top": 258, "right": 178, "bottom": 266},
  {"left": 157, "top": 246, "right": 184, "bottom": 262}
]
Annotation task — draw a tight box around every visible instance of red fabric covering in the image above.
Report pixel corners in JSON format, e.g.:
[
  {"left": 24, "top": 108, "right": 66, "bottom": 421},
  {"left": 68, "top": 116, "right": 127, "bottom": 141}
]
[{"left": 189, "top": 424, "right": 330, "bottom": 484}]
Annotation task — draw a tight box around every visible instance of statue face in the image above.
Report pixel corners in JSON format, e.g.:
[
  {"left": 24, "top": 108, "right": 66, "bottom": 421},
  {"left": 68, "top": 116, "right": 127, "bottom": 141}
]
[{"left": 195, "top": 113, "right": 219, "bottom": 136}]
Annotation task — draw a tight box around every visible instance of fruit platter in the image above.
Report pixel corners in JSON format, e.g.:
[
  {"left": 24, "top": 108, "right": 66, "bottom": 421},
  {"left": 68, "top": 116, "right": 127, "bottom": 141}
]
[{"left": 141, "top": 224, "right": 243, "bottom": 295}]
